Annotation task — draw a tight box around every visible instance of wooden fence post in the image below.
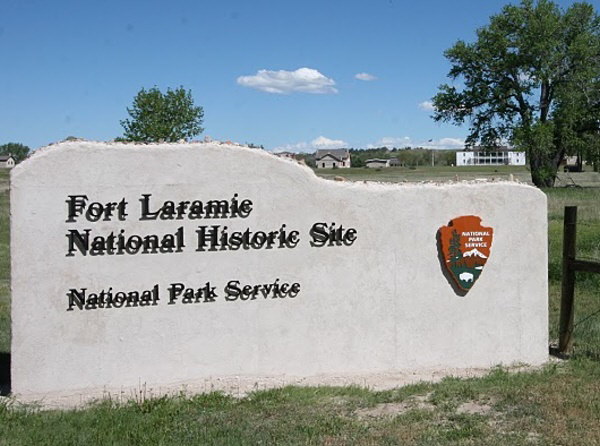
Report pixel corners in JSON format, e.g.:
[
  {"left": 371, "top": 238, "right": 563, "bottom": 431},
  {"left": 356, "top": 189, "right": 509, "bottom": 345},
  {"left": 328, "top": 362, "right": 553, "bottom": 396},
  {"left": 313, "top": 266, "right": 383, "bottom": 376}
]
[{"left": 558, "top": 206, "right": 577, "bottom": 355}]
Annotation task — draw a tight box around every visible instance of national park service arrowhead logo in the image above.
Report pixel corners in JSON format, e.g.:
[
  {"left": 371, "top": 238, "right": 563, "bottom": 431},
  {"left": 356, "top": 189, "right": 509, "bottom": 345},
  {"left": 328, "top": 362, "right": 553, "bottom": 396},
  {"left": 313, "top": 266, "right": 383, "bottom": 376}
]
[{"left": 437, "top": 216, "right": 493, "bottom": 295}]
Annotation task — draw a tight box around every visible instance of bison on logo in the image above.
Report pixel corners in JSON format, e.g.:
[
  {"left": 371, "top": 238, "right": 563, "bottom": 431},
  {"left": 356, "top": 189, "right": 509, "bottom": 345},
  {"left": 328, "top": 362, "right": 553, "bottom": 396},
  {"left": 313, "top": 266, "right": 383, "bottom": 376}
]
[{"left": 437, "top": 215, "right": 493, "bottom": 295}]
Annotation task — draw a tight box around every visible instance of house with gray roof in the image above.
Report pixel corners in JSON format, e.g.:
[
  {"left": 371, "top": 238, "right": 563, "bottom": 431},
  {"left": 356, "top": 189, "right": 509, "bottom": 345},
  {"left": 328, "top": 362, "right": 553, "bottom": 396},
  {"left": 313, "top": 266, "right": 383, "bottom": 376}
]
[
  {"left": 315, "top": 149, "right": 351, "bottom": 169},
  {"left": 0, "top": 155, "right": 15, "bottom": 169}
]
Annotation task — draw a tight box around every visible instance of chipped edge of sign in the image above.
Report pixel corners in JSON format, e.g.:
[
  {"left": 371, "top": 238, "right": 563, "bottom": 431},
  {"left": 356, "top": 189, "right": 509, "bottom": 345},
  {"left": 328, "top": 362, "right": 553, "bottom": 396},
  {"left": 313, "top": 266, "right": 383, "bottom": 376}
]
[{"left": 11, "top": 141, "right": 541, "bottom": 195}]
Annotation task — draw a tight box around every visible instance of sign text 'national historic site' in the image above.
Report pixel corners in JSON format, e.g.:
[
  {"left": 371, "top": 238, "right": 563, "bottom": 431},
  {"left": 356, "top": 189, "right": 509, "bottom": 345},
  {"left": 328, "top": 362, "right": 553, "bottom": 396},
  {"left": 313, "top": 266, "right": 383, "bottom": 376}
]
[{"left": 65, "top": 193, "right": 357, "bottom": 312}]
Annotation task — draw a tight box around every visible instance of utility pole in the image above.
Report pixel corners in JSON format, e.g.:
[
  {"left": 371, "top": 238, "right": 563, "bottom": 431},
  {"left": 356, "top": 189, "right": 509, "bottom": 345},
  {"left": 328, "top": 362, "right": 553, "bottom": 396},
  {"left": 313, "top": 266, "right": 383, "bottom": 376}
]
[{"left": 428, "top": 139, "right": 434, "bottom": 167}]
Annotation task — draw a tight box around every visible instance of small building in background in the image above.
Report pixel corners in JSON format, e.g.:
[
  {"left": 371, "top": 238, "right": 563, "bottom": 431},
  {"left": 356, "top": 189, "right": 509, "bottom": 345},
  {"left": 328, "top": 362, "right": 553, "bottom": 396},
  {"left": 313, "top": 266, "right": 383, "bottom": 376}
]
[
  {"left": 365, "top": 158, "right": 401, "bottom": 168},
  {"left": 456, "top": 146, "right": 526, "bottom": 166},
  {"left": 561, "top": 155, "right": 583, "bottom": 172},
  {"left": 315, "top": 149, "right": 351, "bottom": 169},
  {"left": 274, "top": 151, "right": 297, "bottom": 160},
  {"left": 0, "top": 155, "right": 16, "bottom": 168}
]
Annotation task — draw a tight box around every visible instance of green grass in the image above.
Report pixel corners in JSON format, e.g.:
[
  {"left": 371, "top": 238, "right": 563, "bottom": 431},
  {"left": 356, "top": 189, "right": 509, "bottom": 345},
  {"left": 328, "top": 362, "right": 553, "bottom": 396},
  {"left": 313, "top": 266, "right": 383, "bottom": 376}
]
[
  {"left": 1, "top": 167, "right": 600, "bottom": 445},
  {"left": 315, "top": 164, "right": 600, "bottom": 187},
  {"left": 317, "top": 165, "right": 534, "bottom": 183},
  {"left": 545, "top": 187, "right": 600, "bottom": 359},
  {"left": 2, "top": 363, "right": 600, "bottom": 445}
]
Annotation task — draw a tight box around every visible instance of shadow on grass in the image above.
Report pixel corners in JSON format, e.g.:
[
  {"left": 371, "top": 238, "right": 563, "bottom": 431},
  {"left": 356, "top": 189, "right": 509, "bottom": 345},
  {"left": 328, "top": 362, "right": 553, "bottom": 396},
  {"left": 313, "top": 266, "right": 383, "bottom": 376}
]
[{"left": 0, "top": 352, "right": 10, "bottom": 396}]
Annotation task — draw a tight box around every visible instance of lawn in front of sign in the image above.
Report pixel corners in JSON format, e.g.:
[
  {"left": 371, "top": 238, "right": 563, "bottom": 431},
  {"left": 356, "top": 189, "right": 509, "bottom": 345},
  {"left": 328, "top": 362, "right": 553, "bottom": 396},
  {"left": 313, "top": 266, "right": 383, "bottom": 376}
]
[{"left": 2, "top": 167, "right": 600, "bottom": 445}]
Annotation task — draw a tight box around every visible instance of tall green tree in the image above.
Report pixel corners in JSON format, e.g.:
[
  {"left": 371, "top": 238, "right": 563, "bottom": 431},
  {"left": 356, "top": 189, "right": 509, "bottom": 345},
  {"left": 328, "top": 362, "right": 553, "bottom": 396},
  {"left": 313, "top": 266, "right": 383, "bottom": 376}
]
[
  {"left": 0, "top": 142, "right": 30, "bottom": 163},
  {"left": 432, "top": 0, "right": 600, "bottom": 187},
  {"left": 120, "top": 87, "right": 204, "bottom": 143}
]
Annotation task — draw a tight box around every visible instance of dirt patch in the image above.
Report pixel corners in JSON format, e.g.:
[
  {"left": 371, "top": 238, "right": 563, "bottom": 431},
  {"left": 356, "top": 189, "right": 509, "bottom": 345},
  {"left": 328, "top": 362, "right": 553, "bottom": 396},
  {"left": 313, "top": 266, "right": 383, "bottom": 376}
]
[
  {"left": 355, "top": 393, "right": 434, "bottom": 419},
  {"left": 456, "top": 401, "right": 495, "bottom": 415}
]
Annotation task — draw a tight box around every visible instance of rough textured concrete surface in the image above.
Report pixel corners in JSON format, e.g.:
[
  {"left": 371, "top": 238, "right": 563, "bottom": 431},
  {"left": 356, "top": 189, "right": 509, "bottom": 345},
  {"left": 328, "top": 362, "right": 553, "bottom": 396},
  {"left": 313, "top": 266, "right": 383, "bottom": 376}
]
[{"left": 10, "top": 142, "right": 548, "bottom": 405}]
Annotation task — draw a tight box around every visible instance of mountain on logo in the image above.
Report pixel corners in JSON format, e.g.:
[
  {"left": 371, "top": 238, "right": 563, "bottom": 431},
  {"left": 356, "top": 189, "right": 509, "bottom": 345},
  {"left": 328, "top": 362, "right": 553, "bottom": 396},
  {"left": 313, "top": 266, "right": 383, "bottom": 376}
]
[{"left": 463, "top": 248, "right": 487, "bottom": 259}]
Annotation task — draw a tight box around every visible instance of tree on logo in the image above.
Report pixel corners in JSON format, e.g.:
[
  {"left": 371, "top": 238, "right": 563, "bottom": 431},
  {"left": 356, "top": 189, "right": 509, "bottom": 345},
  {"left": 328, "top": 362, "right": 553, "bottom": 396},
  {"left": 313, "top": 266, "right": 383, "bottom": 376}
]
[{"left": 448, "top": 230, "right": 463, "bottom": 263}]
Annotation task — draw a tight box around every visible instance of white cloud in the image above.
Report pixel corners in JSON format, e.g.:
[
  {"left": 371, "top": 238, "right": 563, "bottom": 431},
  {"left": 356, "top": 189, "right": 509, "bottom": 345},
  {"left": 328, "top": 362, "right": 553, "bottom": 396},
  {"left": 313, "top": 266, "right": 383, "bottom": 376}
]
[
  {"left": 355, "top": 72, "right": 377, "bottom": 81},
  {"left": 517, "top": 71, "right": 535, "bottom": 84},
  {"left": 236, "top": 68, "right": 338, "bottom": 94},
  {"left": 418, "top": 101, "right": 435, "bottom": 111},
  {"left": 273, "top": 142, "right": 309, "bottom": 153},
  {"left": 367, "top": 136, "right": 465, "bottom": 150},
  {"left": 311, "top": 135, "right": 347, "bottom": 149},
  {"left": 367, "top": 136, "right": 412, "bottom": 148},
  {"left": 424, "top": 138, "right": 465, "bottom": 149},
  {"left": 273, "top": 135, "right": 348, "bottom": 153}
]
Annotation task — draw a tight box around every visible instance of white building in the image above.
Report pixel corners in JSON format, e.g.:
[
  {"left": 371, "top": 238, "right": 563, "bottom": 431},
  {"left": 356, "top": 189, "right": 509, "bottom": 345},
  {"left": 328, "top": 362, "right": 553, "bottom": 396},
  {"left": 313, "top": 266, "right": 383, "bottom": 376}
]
[
  {"left": 315, "top": 149, "right": 351, "bottom": 169},
  {"left": 0, "top": 155, "right": 15, "bottom": 168},
  {"left": 456, "top": 147, "right": 526, "bottom": 166}
]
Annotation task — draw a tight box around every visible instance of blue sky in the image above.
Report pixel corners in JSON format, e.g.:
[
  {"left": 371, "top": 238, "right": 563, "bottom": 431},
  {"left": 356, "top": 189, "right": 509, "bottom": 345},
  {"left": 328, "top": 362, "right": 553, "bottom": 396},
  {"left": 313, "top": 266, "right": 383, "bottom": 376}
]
[{"left": 0, "top": 0, "right": 588, "bottom": 152}]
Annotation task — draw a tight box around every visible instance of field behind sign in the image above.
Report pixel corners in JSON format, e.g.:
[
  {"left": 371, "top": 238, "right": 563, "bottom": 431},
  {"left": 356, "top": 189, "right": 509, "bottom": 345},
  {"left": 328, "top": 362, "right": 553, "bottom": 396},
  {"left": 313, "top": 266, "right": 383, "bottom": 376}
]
[{"left": 315, "top": 165, "right": 600, "bottom": 187}]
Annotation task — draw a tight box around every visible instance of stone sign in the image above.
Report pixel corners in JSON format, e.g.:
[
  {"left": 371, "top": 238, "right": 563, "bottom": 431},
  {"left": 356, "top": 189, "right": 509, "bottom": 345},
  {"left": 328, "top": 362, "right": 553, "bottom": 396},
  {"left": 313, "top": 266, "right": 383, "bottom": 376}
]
[{"left": 11, "top": 142, "right": 548, "bottom": 403}]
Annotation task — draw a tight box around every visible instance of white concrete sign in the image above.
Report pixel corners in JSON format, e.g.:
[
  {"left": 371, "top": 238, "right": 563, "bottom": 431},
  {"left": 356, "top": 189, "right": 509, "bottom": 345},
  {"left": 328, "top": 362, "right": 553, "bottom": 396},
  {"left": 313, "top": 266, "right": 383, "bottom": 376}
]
[{"left": 11, "top": 142, "right": 548, "bottom": 403}]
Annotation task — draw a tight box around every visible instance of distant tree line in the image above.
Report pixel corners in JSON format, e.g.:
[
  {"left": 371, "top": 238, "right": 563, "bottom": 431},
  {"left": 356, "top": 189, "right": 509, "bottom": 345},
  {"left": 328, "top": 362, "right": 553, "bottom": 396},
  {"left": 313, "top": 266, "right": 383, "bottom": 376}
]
[
  {"left": 349, "top": 147, "right": 456, "bottom": 168},
  {"left": 0, "top": 142, "right": 30, "bottom": 163},
  {"left": 293, "top": 147, "right": 458, "bottom": 168}
]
